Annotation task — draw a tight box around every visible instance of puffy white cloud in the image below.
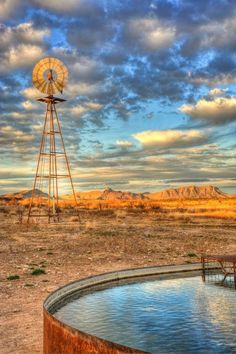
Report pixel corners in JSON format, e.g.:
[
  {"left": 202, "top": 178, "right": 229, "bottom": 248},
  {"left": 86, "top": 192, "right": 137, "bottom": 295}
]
[
  {"left": 0, "top": 0, "right": 21, "bottom": 20},
  {"left": 133, "top": 129, "right": 208, "bottom": 148},
  {"left": 0, "top": 43, "right": 45, "bottom": 73},
  {"left": 22, "top": 100, "right": 38, "bottom": 110},
  {"left": 0, "top": 22, "right": 49, "bottom": 50},
  {"left": 32, "top": 0, "right": 81, "bottom": 12},
  {"left": 71, "top": 101, "right": 103, "bottom": 117},
  {"left": 208, "top": 88, "right": 228, "bottom": 97},
  {"left": 127, "top": 17, "right": 176, "bottom": 51},
  {"left": 180, "top": 97, "right": 236, "bottom": 125},
  {"left": 85, "top": 102, "right": 103, "bottom": 110},
  {"left": 71, "top": 105, "right": 87, "bottom": 116},
  {"left": 72, "top": 57, "right": 98, "bottom": 76},
  {"left": 10, "top": 112, "right": 28, "bottom": 119},
  {"left": 0, "top": 22, "right": 49, "bottom": 73},
  {"left": 1, "top": 125, "right": 33, "bottom": 142},
  {"left": 116, "top": 140, "right": 133, "bottom": 148},
  {"left": 66, "top": 82, "right": 102, "bottom": 98},
  {"left": 21, "top": 87, "right": 41, "bottom": 100}
]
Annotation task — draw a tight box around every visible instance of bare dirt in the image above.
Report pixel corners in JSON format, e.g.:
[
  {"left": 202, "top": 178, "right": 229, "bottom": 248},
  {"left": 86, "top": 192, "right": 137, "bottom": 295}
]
[{"left": 1, "top": 209, "right": 236, "bottom": 354}]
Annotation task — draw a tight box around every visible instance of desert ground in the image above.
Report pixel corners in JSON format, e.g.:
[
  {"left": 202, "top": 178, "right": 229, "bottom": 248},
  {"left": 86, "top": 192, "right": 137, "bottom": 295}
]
[{"left": 1, "top": 204, "right": 236, "bottom": 354}]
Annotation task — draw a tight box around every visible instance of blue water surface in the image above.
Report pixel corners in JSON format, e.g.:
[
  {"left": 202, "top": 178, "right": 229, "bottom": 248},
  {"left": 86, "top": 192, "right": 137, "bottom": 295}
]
[{"left": 55, "top": 277, "right": 236, "bottom": 353}]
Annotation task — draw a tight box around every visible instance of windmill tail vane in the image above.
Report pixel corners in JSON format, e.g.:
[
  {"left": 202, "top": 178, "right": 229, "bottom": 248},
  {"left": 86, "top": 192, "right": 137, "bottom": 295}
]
[{"left": 27, "top": 57, "right": 78, "bottom": 223}]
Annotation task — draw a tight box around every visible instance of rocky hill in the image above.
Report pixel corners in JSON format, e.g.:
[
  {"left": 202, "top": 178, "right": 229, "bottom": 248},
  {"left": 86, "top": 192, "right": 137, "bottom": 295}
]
[
  {"left": 0, "top": 189, "right": 48, "bottom": 201},
  {"left": 148, "top": 185, "right": 228, "bottom": 200},
  {"left": 97, "top": 187, "right": 148, "bottom": 200}
]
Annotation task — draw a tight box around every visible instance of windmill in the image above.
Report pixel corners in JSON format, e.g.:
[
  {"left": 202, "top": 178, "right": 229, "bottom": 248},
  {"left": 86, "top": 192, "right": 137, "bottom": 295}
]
[{"left": 27, "top": 57, "right": 78, "bottom": 223}]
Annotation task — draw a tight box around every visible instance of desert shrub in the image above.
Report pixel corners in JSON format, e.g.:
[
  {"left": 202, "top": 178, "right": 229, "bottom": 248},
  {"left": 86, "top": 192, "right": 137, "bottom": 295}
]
[
  {"left": 176, "top": 208, "right": 188, "bottom": 213},
  {"left": 98, "top": 230, "right": 116, "bottom": 237},
  {"left": 186, "top": 252, "right": 197, "bottom": 257},
  {"left": 149, "top": 205, "right": 162, "bottom": 211},
  {"left": 0, "top": 205, "right": 10, "bottom": 214},
  {"left": 135, "top": 203, "right": 145, "bottom": 210},
  {"left": 7, "top": 275, "right": 20, "bottom": 280},
  {"left": 31, "top": 268, "right": 46, "bottom": 276}
]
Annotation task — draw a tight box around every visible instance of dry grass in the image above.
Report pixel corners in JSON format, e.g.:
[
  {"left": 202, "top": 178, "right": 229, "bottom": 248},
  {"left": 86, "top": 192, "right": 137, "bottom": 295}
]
[{"left": 19, "top": 197, "right": 236, "bottom": 219}]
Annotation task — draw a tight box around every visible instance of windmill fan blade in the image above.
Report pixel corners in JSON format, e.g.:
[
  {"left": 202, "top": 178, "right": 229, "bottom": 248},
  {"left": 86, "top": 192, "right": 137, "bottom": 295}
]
[{"left": 32, "top": 57, "right": 68, "bottom": 95}]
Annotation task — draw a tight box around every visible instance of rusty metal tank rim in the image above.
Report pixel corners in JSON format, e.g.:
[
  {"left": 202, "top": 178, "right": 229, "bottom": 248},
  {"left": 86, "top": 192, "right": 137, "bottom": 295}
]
[
  {"left": 44, "top": 263, "right": 202, "bottom": 354},
  {"left": 44, "top": 263, "right": 202, "bottom": 313}
]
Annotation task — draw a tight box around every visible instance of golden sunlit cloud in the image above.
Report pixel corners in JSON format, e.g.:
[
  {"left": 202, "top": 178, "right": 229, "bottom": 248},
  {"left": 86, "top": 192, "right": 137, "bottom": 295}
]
[
  {"left": 180, "top": 97, "right": 236, "bottom": 125},
  {"left": 21, "top": 87, "right": 40, "bottom": 99},
  {"left": 0, "top": 44, "right": 44, "bottom": 73},
  {"left": 133, "top": 129, "right": 208, "bottom": 148},
  {"left": 33, "top": 0, "right": 80, "bottom": 12},
  {"left": 208, "top": 88, "right": 228, "bottom": 96}
]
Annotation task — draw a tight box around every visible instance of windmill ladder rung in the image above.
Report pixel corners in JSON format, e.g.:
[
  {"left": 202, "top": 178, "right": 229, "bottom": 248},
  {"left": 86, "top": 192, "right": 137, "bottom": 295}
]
[
  {"left": 40, "top": 152, "right": 66, "bottom": 156},
  {"left": 36, "top": 175, "right": 70, "bottom": 178},
  {"left": 44, "top": 131, "right": 60, "bottom": 135}
]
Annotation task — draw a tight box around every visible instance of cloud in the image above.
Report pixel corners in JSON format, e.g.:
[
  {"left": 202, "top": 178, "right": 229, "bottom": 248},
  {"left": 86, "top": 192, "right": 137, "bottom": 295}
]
[
  {"left": 33, "top": 0, "right": 80, "bottom": 11},
  {"left": 126, "top": 17, "right": 176, "bottom": 51},
  {"left": 71, "top": 56, "right": 105, "bottom": 83},
  {"left": 0, "top": 22, "right": 49, "bottom": 73},
  {"left": 180, "top": 97, "right": 236, "bottom": 125},
  {"left": 70, "top": 101, "right": 103, "bottom": 117},
  {"left": 0, "top": 0, "right": 24, "bottom": 20},
  {"left": 32, "top": 0, "right": 103, "bottom": 15},
  {"left": 133, "top": 129, "right": 209, "bottom": 148},
  {"left": 208, "top": 88, "right": 228, "bottom": 97},
  {"left": 0, "top": 22, "right": 49, "bottom": 50},
  {"left": 0, "top": 125, "right": 34, "bottom": 143},
  {"left": 64, "top": 82, "right": 102, "bottom": 99},
  {"left": 21, "top": 100, "right": 38, "bottom": 110},
  {"left": 116, "top": 140, "right": 133, "bottom": 148},
  {"left": 21, "top": 87, "right": 41, "bottom": 100},
  {"left": 199, "top": 19, "right": 236, "bottom": 50},
  {"left": 189, "top": 72, "right": 236, "bottom": 87},
  {"left": 0, "top": 44, "right": 44, "bottom": 73}
]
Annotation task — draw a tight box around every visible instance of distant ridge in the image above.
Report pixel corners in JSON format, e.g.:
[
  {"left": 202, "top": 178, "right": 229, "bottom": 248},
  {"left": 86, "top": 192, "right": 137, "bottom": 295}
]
[
  {"left": 0, "top": 185, "right": 233, "bottom": 202},
  {"left": 72, "top": 185, "right": 230, "bottom": 200},
  {"left": 148, "top": 185, "right": 228, "bottom": 200}
]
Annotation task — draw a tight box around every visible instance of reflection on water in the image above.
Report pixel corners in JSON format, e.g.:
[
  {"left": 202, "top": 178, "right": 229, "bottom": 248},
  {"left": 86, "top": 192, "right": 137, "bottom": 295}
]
[{"left": 55, "top": 277, "right": 236, "bottom": 353}]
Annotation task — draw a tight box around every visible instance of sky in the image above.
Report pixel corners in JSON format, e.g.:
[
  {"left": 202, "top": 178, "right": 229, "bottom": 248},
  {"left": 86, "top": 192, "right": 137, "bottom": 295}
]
[{"left": 1, "top": 0, "right": 236, "bottom": 194}]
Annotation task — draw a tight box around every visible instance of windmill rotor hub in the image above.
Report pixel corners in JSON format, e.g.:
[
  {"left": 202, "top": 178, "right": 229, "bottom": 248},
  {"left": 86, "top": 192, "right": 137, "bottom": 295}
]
[{"left": 47, "top": 69, "right": 53, "bottom": 81}]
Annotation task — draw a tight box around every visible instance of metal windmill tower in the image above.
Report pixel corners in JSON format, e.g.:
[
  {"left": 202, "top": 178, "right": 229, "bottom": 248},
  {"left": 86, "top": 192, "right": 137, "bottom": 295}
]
[{"left": 27, "top": 57, "right": 77, "bottom": 223}]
